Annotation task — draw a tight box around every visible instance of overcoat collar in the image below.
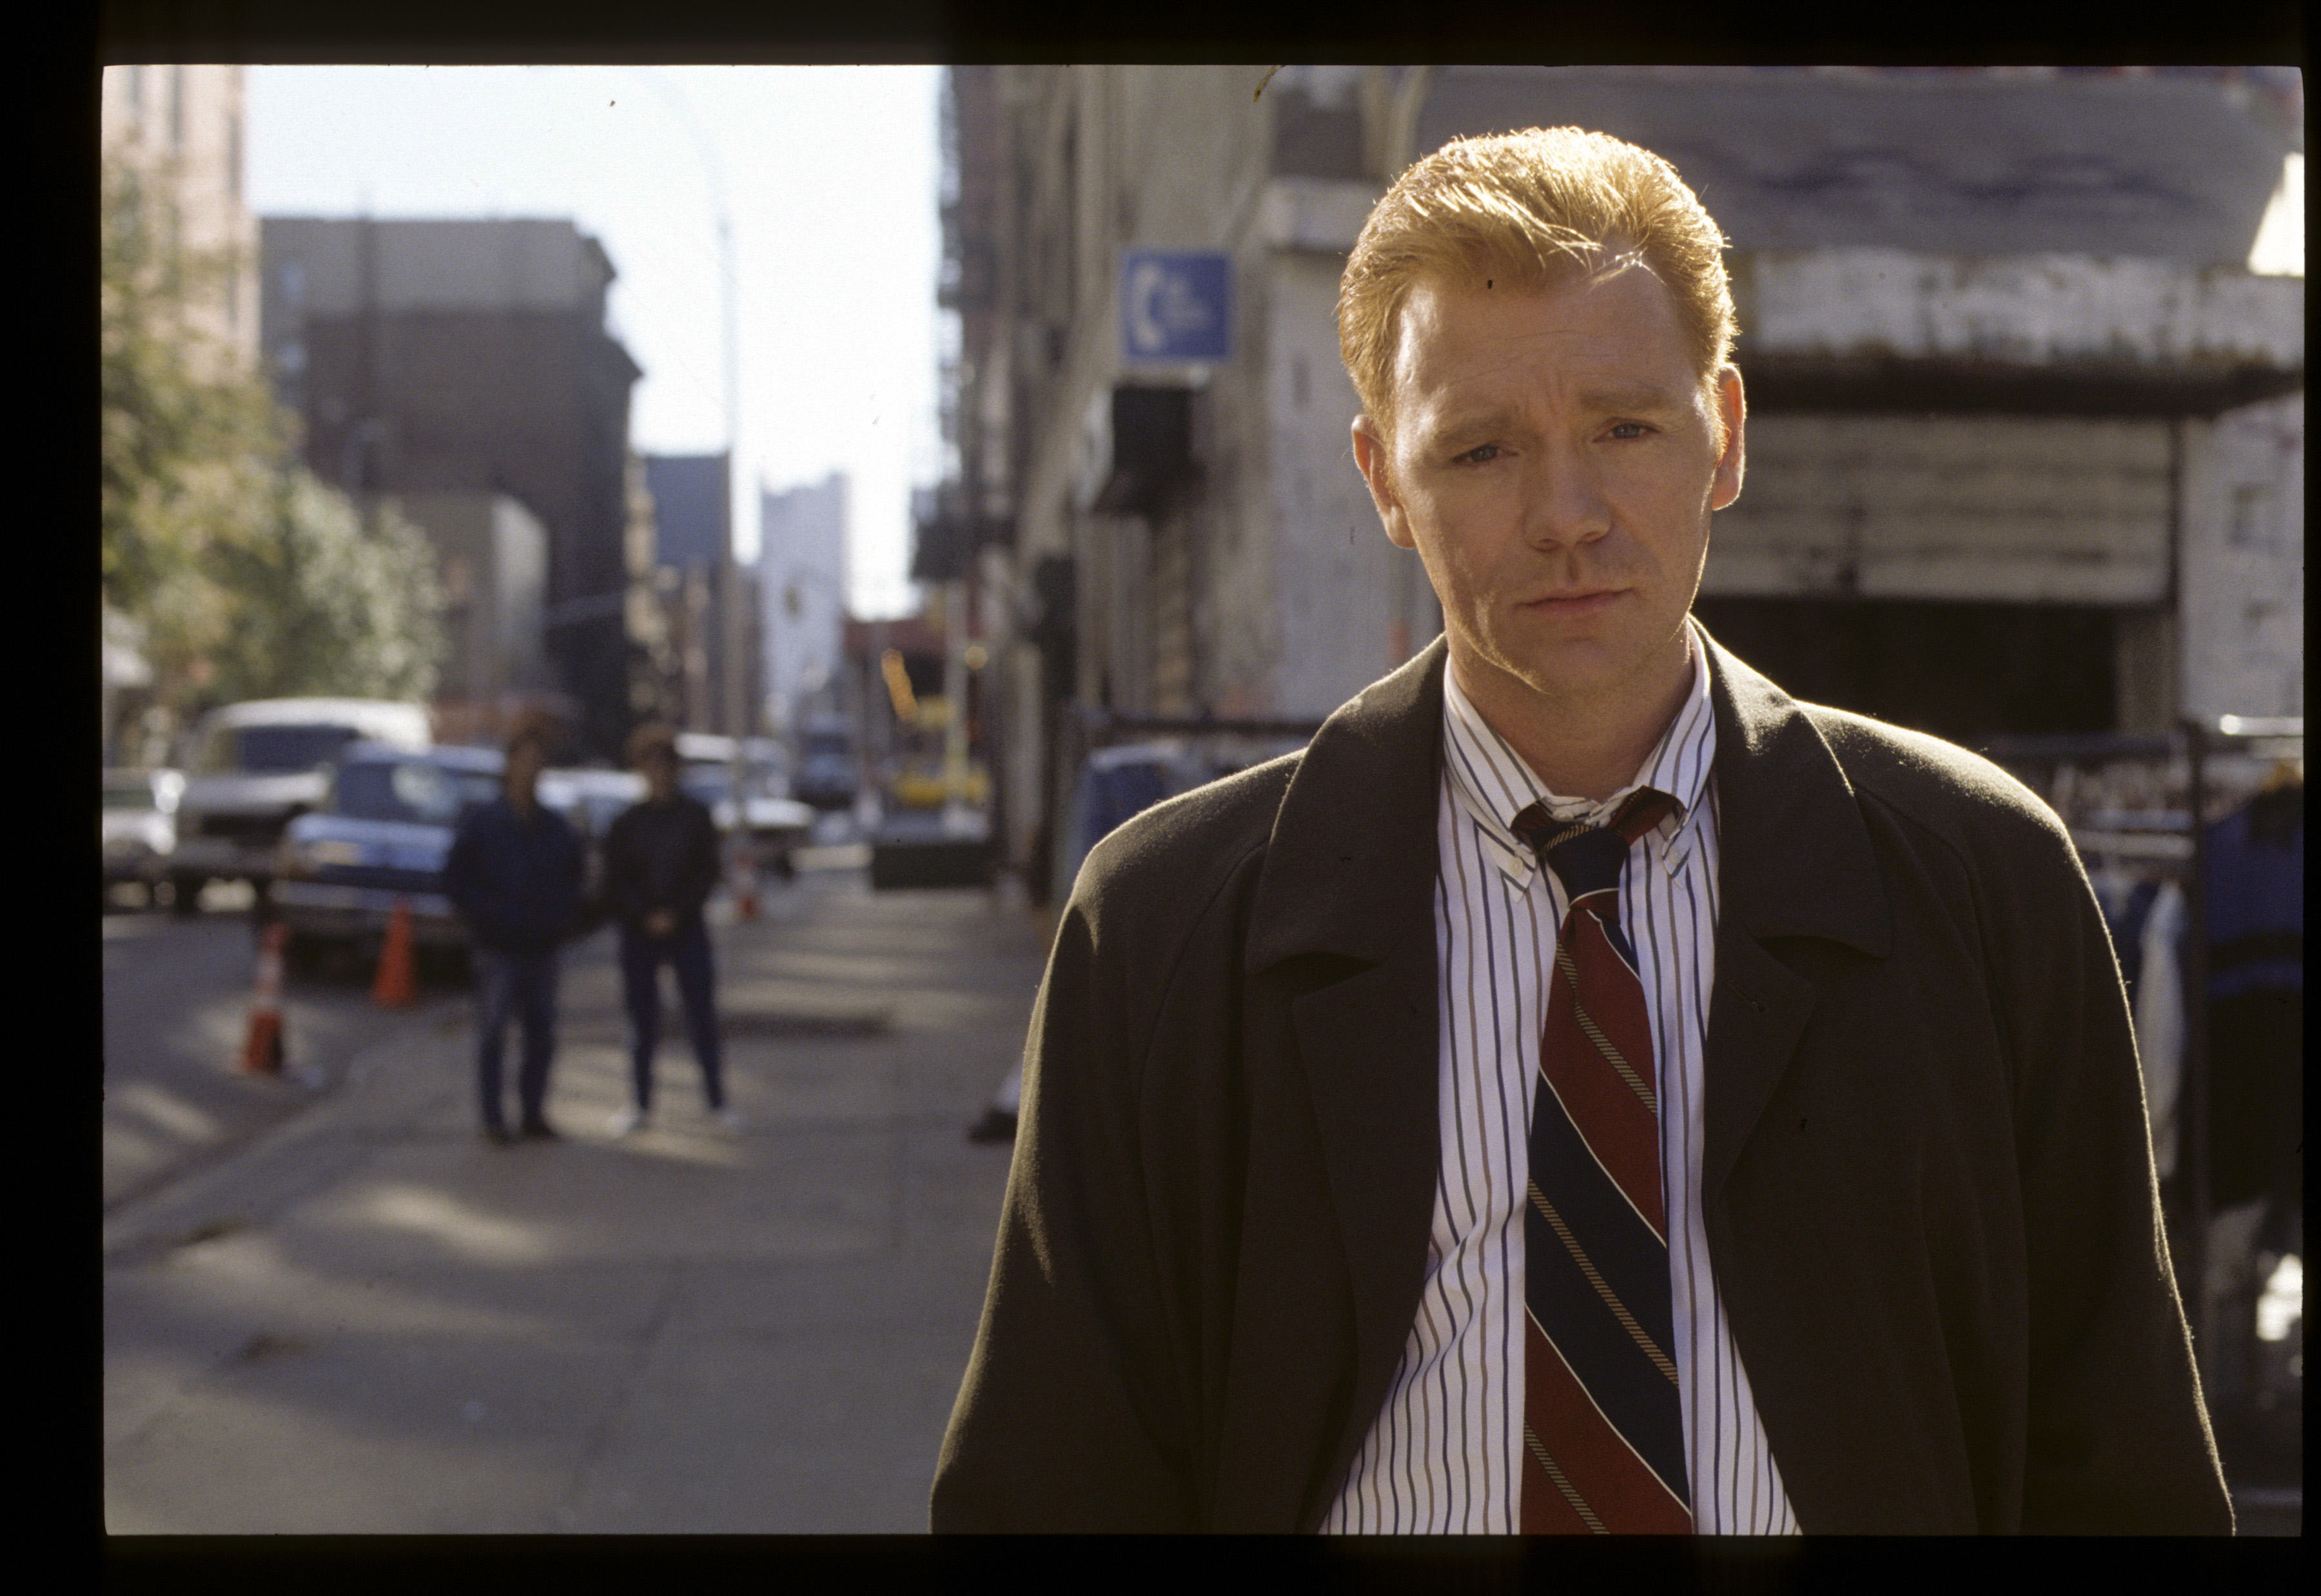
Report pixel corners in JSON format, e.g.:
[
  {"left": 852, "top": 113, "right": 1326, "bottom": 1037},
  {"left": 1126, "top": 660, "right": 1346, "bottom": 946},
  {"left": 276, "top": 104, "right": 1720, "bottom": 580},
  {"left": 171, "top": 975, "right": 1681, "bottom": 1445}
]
[
  {"left": 1245, "top": 625, "right": 1893, "bottom": 972},
  {"left": 1245, "top": 636, "right": 1450, "bottom": 974}
]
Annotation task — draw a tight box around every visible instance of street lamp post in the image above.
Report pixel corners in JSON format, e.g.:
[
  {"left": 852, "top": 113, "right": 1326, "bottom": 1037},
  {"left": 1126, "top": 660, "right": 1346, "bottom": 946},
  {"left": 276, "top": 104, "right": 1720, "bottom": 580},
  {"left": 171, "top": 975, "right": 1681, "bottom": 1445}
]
[{"left": 634, "top": 71, "right": 753, "bottom": 904}]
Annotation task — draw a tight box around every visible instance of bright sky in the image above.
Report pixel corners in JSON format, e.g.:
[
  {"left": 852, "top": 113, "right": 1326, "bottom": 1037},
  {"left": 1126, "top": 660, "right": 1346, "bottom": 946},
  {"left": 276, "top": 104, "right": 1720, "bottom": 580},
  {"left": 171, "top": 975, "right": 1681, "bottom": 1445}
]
[{"left": 245, "top": 64, "right": 948, "bottom": 618}]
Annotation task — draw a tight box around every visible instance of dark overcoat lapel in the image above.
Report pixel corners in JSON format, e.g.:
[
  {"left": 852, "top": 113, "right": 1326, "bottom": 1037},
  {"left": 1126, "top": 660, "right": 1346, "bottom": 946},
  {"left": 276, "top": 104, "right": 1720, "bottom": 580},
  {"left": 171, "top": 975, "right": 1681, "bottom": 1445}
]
[
  {"left": 1696, "top": 633, "right": 1892, "bottom": 1202},
  {"left": 1242, "top": 638, "right": 1449, "bottom": 1521}
]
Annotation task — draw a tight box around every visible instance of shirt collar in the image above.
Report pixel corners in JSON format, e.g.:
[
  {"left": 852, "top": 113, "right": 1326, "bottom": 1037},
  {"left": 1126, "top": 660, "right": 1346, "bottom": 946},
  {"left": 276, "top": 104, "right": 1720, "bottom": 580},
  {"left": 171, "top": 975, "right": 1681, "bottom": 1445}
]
[{"left": 1440, "top": 618, "right": 1718, "bottom": 888}]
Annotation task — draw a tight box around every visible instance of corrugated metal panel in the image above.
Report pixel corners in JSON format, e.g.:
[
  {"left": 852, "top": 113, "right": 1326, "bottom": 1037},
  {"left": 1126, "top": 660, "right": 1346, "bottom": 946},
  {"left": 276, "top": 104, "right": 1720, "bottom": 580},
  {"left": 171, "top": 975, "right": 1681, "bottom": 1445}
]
[{"left": 1705, "top": 413, "right": 2172, "bottom": 603}]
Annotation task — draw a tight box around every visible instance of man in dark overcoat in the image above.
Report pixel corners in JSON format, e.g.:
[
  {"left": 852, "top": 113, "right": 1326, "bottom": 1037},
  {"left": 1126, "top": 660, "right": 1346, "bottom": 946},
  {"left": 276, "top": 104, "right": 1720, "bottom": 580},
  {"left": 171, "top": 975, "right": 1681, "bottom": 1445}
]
[{"left": 932, "top": 126, "right": 2229, "bottom": 1534}]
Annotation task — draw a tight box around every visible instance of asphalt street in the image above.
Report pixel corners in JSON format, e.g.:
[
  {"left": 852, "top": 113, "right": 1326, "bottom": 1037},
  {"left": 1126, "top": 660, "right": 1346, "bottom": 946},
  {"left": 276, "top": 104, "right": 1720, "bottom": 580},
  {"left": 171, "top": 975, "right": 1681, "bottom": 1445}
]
[{"left": 104, "top": 854, "right": 1044, "bottom": 1533}]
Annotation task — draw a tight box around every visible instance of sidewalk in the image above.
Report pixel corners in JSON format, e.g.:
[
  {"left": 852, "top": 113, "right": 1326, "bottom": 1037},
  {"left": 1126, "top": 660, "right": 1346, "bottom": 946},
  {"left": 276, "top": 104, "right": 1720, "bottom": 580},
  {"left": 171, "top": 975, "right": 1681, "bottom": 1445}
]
[{"left": 103, "top": 864, "right": 1048, "bottom": 1533}]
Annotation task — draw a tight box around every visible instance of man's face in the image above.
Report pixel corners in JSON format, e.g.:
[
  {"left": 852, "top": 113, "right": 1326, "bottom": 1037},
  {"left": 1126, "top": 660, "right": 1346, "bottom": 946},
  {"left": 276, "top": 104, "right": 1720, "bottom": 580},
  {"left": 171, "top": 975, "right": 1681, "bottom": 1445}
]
[
  {"left": 1352, "top": 264, "right": 1743, "bottom": 718},
  {"left": 505, "top": 741, "right": 545, "bottom": 806},
  {"left": 643, "top": 750, "right": 679, "bottom": 802}
]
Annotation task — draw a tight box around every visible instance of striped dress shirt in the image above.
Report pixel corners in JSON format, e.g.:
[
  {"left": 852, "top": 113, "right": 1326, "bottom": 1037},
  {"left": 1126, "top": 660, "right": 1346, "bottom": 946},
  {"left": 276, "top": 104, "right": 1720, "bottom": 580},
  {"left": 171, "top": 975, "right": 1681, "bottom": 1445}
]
[{"left": 1321, "top": 623, "right": 1797, "bottom": 1534}]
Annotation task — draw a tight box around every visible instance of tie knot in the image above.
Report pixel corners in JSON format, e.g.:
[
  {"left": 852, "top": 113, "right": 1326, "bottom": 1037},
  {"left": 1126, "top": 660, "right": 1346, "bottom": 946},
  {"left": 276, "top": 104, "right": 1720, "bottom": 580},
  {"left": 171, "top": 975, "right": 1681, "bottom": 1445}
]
[{"left": 1512, "top": 788, "right": 1676, "bottom": 900}]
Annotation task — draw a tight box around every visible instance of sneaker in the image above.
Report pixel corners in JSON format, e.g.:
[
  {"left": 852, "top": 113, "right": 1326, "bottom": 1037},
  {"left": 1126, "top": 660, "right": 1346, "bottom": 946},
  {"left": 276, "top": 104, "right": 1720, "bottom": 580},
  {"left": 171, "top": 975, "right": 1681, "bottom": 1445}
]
[
  {"left": 711, "top": 1106, "right": 745, "bottom": 1132},
  {"left": 517, "top": 1120, "right": 561, "bottom": 1142},
  {"left": 607, "top": 1105, "right": 648, "bottom": 1136},
  {"left": 483, "top": 1125, "right": 514, "bottom": 1147}
]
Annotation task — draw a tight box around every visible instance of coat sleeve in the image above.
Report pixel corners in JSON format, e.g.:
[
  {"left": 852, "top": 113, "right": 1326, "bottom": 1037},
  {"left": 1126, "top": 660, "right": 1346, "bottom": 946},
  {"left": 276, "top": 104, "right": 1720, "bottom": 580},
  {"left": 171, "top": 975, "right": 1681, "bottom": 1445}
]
[
  {"left": 1990, "top": 812, "right": 2234, "bottom": 1533},
  {"left": 930, "top": 886, "right": 1201, "bottom": 1531},
  {"left": 441, "top": 813, "right": 504, "bottom": 946}
]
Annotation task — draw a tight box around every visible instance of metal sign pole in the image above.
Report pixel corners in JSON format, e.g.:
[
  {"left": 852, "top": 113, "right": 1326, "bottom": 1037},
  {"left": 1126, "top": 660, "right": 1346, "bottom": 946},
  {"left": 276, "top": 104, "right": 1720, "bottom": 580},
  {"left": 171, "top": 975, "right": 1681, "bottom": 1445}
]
[{"left": 2181, "top": 716, "right": 2213, "bottom": 1397}]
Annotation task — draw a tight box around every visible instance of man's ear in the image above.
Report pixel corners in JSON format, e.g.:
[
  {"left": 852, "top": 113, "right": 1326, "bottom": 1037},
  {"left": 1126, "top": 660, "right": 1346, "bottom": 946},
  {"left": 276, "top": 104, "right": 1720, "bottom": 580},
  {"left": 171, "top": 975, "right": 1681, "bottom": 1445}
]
[
  {"left": 1709, "top": 367, "right": 1745, "bottom": 512},
  {"left": 1351, "top": 415, "right": 1415, "bottom": 550}
]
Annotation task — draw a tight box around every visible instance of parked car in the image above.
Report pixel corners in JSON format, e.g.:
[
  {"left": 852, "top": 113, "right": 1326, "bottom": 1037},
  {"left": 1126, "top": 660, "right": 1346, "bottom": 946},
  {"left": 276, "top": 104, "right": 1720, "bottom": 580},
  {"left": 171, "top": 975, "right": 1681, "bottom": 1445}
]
[
  {"left": 171, "top": 697, "right": 430, "bottom": 913},
  {"left": 271, "top": 742, "right": 504, "bottom": 972},
  {"left": 103, "top": 766, "right": 184, "bottom": 908},
  {"left": 794, "top": 719, "right": 861, "bottom": 812}
]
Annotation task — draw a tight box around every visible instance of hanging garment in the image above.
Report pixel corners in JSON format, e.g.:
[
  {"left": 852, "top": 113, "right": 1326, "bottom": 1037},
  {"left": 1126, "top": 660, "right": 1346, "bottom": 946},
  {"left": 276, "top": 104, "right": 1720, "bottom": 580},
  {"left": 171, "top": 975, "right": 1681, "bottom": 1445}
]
[
  {"left": 2202, "top": 784, "right": 2302, "bottom": 1214},
  {"left": 2133, "top": 880, "right": 2186, "bottom": 1184}
]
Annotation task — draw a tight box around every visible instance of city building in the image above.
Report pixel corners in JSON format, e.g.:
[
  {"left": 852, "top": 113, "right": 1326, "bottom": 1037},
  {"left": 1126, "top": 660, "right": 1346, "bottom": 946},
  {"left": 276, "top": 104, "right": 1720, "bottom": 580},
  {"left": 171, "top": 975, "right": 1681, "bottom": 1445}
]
[
  {"left": 641, "top": 452, "right": 761, "bottom": 741},
  {"left": 389, "top": 491, "right": 552, "bottom": 748},
  {"left": 101, "top": 64, "right": 259, "bottom": 373},
  {"left": 257, "top": 216, "right": 645, "bottom": 759},
  {"left": 937, "top": 65, "right": 2303, "bottom": 891},
  {"left": 758, "top": 472, "right": 851, "bottom": 740}
]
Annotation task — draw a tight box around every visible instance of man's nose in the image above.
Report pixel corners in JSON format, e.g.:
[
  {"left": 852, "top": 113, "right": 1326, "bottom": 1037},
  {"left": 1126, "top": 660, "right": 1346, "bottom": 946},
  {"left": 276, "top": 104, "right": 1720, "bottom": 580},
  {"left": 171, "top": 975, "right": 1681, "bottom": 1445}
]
[{"left": 1520, "top": 444, "right": 1613, "bottom": 549}]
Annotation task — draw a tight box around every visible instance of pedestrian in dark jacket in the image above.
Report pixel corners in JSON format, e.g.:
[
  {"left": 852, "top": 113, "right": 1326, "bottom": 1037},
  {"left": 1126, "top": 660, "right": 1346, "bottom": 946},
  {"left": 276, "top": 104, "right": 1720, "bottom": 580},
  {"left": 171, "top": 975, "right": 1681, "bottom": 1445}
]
[
  {"left": 442, "top": 721, "right": 585, "bottom": 1145},
  {"left": 602, "top": 723, "right": 736, "bottom": 1134}
]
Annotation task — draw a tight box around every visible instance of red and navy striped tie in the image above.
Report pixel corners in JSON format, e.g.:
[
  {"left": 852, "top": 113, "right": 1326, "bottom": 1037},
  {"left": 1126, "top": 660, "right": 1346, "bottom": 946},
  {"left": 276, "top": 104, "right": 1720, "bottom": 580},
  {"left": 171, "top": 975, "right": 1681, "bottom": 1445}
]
[{"left": 1511, "top": 788, "right": 1691, "bottom": 1533}]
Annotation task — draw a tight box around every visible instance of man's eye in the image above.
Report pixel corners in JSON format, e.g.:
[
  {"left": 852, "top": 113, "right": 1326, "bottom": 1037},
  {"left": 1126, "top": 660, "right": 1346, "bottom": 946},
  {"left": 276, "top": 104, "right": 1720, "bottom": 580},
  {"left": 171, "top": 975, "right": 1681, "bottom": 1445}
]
[
  {"left": 1607, "top": 422, "right": 1650, "bottom": 440},
  {"left": 1454, "top": 443, "right": 1503, "bottom": 464}
]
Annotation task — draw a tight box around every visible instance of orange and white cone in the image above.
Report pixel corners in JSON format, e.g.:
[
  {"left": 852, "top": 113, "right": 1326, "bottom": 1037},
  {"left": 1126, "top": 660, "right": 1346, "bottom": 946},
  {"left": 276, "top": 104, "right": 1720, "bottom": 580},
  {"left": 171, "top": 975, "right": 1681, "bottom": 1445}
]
[
  {"left": 372, "top": 897, "right": 418, "bottom": 1007},
  {"left": 238, "top": 921, "right": 288, "bottom": 1075}
]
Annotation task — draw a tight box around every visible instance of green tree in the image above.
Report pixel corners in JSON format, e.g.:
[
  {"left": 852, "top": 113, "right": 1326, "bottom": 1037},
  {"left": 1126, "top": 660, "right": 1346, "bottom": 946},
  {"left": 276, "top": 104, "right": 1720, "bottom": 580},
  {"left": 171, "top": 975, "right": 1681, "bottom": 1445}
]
[
  {"left": 101, "top": 146, "right": 443, "bottom": 715},
  {"left": 206, "top": 474, "right": 443, "bottom": 705}
]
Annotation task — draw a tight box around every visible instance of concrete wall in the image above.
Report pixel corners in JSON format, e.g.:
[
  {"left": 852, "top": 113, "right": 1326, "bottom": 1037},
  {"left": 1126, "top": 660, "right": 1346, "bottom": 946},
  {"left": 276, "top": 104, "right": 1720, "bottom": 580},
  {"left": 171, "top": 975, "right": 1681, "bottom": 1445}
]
[
  {"left": 1737, "top": 249, "right": 2304, "bottom": 367},
  {"left": 1263, "top": 246, "right": 1438, "bottom": 717},
  {"left": 391, "top": 491, "right": 549, "bottom": 711},
  {"left": 1707, "top": 414, "right": 2175, "bottom": 605},
  {"left": 2179, "top": 393, "right": 2304, "bottom": 722}
]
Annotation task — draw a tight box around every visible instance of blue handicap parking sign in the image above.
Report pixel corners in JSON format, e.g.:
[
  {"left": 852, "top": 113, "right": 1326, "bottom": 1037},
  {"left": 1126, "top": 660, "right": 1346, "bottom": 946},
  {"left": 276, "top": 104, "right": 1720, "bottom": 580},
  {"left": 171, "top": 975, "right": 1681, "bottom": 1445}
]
[{"left": 1120, "top": 251, "right": 1232, "bottom": 363}]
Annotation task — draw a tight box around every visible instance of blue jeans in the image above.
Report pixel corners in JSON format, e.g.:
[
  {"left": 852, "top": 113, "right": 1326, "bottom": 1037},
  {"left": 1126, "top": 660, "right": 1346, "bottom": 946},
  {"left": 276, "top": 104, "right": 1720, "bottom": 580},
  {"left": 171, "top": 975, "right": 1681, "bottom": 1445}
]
[
  {"left": 618, "top": 918, "right": 724, "bottom": 1113},
  {"left": 474, "top": 946, "right": 560, "bottom": 1131}
]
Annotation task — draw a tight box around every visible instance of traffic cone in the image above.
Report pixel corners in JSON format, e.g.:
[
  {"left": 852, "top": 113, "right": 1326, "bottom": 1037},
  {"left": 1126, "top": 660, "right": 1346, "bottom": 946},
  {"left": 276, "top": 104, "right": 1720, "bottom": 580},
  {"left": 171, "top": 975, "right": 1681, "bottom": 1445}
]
[
  {"left": 237, "top": 921, "right": 288, "bottom": 1075},
  {"left": 372, "top": 897, "right": 417, "bottom": 1007}
]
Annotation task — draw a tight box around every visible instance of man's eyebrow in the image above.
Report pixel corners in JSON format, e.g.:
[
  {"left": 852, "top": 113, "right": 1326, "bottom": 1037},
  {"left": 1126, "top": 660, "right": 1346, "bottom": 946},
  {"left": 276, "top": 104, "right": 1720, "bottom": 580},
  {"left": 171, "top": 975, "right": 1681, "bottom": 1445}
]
[{"left": 1422, "top": 406, "right": 1522, "bottom": 445}]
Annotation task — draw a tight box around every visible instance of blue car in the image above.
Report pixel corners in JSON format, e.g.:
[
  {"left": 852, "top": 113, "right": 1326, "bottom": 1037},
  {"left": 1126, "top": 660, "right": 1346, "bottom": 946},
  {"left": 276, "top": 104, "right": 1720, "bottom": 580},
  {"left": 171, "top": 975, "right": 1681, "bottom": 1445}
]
[{"left": 271, "top": 743, "right": 509, "bottom": 973}]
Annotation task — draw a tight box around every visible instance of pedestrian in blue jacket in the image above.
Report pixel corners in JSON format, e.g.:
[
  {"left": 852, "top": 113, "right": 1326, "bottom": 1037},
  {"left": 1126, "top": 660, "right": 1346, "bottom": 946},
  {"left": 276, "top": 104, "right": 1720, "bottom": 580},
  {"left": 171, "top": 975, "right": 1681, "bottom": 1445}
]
[{"left": 443, "top": 721, "right": 585, "bottom": 1144}]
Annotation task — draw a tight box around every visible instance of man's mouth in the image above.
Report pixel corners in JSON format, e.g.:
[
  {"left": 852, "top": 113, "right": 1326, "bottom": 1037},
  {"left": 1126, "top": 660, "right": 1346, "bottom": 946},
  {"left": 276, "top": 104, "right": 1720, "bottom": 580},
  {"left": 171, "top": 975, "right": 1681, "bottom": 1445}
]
[{"left": 1523, "top": 587, "right": 1625, "bottom": 617}]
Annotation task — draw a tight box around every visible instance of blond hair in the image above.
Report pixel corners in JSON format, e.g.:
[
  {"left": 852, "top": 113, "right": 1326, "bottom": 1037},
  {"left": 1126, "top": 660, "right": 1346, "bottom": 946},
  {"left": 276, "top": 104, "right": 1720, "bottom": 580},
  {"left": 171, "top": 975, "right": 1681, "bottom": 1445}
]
[{"left": 1338, "top": 127, "right": 1737, "bottom": 445}]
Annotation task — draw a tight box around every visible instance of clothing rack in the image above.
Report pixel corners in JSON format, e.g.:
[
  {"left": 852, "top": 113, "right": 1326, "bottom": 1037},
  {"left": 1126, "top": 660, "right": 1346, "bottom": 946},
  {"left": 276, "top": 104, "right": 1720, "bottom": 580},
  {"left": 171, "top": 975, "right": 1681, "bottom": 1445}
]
[{"left": 1985, "top": 715, "right": 2304, "bottom": 1405}]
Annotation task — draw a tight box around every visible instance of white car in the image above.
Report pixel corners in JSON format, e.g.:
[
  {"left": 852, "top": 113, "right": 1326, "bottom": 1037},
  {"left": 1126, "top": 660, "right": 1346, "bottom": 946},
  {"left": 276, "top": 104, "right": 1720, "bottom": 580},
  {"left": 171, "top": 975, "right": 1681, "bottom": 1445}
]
[
  {"left": 170, "top": 698, "right": 430, "bottom": 911},
  {"left": 103, "top": 767, "right": 184, "bottom": 907}
]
